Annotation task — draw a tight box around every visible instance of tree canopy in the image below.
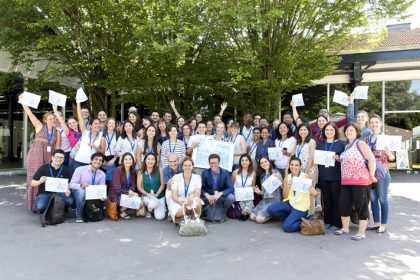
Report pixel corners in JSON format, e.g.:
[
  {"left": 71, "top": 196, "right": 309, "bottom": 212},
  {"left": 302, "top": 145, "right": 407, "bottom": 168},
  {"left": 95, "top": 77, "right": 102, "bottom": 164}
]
[{"left": 0, "top": 0, "right": 414, "bottom": 118}]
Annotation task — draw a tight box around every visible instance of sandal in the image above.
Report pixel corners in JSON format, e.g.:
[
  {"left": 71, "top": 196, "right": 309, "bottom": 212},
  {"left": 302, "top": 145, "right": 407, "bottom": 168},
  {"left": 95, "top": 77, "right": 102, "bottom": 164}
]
[
  {"left": 119, "top": 212, "right": 131, "bottom": 220},
  {"left": 351, "top": 235, "right": 366, "bottom": 241},
  {"left": 334, "top": 229, "right": 349, "bottom": 235}
]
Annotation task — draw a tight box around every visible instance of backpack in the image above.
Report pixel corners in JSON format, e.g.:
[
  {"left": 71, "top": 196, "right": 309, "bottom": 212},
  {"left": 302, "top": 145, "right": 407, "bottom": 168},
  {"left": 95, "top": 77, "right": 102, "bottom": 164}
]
[
  {"left": 40, "top": 194, "right": 65, "bottom": 227},
  {"left": 203, "top": 200, "right": 226, "bottom": 223},
  {"left": 82, "top": 200, "right": 105, "bottom": 222}
]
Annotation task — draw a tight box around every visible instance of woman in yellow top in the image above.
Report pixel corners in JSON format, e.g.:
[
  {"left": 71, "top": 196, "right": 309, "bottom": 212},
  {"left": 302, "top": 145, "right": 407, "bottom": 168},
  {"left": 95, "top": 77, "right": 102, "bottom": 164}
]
[{"left": 267, "top": 156, "right": 318, "bottom": 232}]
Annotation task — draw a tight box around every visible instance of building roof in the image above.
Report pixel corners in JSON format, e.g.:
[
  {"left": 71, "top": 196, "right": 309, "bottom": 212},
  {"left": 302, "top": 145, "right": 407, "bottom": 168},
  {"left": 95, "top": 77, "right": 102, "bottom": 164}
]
[{"left": 341, "top": 28, "right": 420, "bottom": 54}]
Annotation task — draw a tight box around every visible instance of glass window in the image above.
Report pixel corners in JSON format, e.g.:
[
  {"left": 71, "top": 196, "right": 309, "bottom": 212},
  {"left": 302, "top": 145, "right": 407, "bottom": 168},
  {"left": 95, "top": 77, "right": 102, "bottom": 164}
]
[{"left": 385, "top": 80, "right": 420, "bottom": 111}]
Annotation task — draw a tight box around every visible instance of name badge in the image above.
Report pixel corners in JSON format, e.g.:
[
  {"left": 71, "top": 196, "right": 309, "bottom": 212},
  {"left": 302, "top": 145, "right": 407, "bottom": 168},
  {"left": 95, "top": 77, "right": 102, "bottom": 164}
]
[{"left": 47, "top": 146, "right": 52, "bottom": 152}]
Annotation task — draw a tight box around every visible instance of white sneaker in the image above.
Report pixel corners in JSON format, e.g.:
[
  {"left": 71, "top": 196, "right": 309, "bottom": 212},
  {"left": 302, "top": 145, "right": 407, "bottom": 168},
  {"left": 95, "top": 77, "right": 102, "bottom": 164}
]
[
  {"left": 75, "top": 219, "right": 84, "bottom": 223},
  {"left": 146, "top": 211, "right": 152, "bottom": 219}
]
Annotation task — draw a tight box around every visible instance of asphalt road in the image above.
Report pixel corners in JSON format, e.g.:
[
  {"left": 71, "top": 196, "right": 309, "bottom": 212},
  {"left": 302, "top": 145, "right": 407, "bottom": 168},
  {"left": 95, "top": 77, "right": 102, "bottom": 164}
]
[{"left": 0, "top": 172, "right": 419, "bottom": 280}]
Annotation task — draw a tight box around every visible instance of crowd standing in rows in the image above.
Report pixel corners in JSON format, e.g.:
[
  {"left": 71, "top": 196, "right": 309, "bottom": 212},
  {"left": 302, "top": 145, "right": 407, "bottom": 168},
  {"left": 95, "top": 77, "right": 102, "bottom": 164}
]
[{"left": 22, "top": 92, "right": 394, "bottom": 240}]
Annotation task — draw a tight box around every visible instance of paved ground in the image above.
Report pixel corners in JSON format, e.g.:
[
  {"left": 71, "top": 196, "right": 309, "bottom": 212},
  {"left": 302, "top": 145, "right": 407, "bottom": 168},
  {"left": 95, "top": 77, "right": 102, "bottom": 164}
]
[{"left": 0, "top": 172, "right": 419, "bottom": 280}]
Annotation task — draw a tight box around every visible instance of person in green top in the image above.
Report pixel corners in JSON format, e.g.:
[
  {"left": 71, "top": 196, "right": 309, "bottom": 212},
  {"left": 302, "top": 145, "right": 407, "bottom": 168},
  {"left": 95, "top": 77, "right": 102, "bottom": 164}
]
[{"left": 137, "top": 153, "right": 166, "bottom": 220}]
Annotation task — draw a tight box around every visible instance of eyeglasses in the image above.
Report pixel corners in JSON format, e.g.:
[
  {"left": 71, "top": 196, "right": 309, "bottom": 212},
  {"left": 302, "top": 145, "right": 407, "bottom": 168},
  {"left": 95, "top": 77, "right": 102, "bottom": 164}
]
[{"left": 53, "top": 156, "right": 65, "bottom": 160}]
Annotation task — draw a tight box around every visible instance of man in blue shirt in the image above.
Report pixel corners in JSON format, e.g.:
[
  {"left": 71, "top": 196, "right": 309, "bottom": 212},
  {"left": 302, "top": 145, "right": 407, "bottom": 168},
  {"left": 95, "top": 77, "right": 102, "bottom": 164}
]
[
  {"left": 163, "top": 153, "right": 182, "bottom": 187},
  {"left": 201, "top": 154, "right": 234, "bottom": 216}
]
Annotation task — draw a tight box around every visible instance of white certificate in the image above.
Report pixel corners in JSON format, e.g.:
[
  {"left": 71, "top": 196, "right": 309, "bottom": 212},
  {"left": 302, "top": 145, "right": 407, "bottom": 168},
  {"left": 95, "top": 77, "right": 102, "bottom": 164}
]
[
  {"left": 333, "top": 90, "right": 349, "bottom": 107},
  {"left": 262, "top": 175, "right": 281, "bottom": 195},
  {"left": 119, "top": 194, "right": 141, "bottom": 209},
  {"left": 234, "top": 187, "right": 254, "bottom": 201},
  {"left": 192, "top": 140, "right": 234, "bottom": 171},
  {"left": 354, "top": 86, "right": 369, "bottom": 100},
  {"left": 268, "top": 147, "right": 283, "bottom": 161},
  {"left": 314, "top": 150, "right": 336, "bottom": 167},
  {"left": 76, "top": 87, "right": 88, "bottom": 103},
  {"left": 396, "top": 149, "right": 410, "bottom": 170},
  {"left": 376, "top": 135, "right": 402, "bottom": 151},
  {"left": 85, "top": 185, "right": 107, "bottom": 200},
  {"left": 292, "top": 93, "right": 305, "bottom": 107},
  {"left": 18, "top": 91, "right": 41, "bottom": 109},
  {"left": 291, "top": 177, "right": 312, "bottom": 194},
  {"left": 45, "top": 177, "right": 69, "bottom": 193},
  {"left": 48, "top": 90, "right": 67, "bottom": 107}
]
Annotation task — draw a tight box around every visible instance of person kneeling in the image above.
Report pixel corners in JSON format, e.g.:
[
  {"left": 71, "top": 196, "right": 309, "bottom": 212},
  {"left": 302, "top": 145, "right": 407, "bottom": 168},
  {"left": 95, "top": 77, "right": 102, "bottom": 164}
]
[
  {"left": 267, "top": 157, "right": 317, "bottom": 232},
  {"left": 169, "top": 157, "right": 202, "bottom": 224},
  {"left": 201, "top": 154, "right": 235, "bottom": 222},
  {"left": 109, "top": 153, "right": 139, "bottom": 220},
  {"left": 70, "top": 152, "right": 107, "bottom": 223},
  {"left": 31, "top": 149, "right": 73, "bottom": 215}
]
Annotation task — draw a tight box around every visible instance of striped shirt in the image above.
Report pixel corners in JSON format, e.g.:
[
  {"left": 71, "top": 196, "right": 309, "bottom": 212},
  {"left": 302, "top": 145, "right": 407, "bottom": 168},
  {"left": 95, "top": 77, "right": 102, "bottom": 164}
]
[{"left": 161, "top": 139, "right": 186, "bottom": 168}]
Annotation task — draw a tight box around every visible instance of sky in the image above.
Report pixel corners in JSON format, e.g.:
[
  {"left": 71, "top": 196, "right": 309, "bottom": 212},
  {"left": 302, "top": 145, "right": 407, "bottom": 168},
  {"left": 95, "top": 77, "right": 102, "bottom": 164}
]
[{"left": 394, "top": 0, "right": 420, "bottom": 28}]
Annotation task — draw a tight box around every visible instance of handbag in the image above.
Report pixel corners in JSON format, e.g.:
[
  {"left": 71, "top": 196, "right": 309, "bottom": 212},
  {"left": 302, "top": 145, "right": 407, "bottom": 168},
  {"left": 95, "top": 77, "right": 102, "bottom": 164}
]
[
  {"left": 357, "top": 140, "right": 386, "bottom": 180},
  {"left": 300, "top": 217, "right": 325, "bottom": 235},
  {"left": 227, "top": 202, "right": 242, "bottom": 219},
  {"left": 69, "top": 138, "right": 82, "bottom": 159},
  {"left": 179, "top": 203, "right": 207, "bottom": 237},
  {"left": 106, "top": 198, "right": 118, "bottom": 221}
]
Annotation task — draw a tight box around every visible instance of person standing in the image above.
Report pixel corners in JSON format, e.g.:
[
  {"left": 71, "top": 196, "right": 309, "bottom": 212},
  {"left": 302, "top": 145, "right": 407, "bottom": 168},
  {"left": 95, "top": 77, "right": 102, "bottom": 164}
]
[
  {"left": 316, "top": 122, "right": 346, "bottom": 230},
  {"left": 20, "top": 97, "right": 61, "bottom": 212},
  {"left": 335, "top": 123, "right": 376, "bottom": 241},
  {"left": 365, "top": 115, "right": 394, "bottom": 234}
]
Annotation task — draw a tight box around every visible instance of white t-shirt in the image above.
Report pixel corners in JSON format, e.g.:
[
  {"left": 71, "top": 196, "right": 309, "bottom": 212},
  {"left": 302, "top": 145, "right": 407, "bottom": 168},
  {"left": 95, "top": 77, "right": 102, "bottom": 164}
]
[
  {"left": 274, "top": 137, "right": 296, "bottom": 169},
  {"left": 75, "top": 130, "right": 103, "bottom": 163}
]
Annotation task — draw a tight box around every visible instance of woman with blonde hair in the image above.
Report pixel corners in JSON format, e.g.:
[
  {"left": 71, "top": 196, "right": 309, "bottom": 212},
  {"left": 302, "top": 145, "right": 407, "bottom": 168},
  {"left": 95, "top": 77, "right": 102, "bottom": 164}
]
[{"left": 20, "top": 97, "right": 61, "bottom": 211}]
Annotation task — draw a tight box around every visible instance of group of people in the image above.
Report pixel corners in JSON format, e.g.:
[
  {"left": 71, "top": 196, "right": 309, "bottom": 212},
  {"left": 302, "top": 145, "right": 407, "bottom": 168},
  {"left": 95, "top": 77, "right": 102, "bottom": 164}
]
[{"left": 22, "top": 93, "right": 394, "bottom": 240}]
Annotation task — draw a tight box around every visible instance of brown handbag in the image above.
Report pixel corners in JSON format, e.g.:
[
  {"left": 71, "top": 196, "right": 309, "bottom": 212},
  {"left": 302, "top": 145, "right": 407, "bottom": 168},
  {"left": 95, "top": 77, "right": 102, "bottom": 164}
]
[
  {"left": 106, "top": 199, "right": 118, "bottom": 221},
  {"left": 300, "top": 217, "right": 325, "bottom": 235}
]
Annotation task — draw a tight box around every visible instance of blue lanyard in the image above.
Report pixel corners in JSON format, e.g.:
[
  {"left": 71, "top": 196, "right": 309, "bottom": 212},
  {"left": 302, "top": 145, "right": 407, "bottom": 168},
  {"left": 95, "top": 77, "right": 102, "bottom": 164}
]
[
  {"left": 262, "top": 172, "right": 270, "bottom": 182},
  {"left": 49, "top": 164, "right": 63, "bottom": 178},
  {"left": 242, "top": 126, "right": 253, "bottom": 141},
  {"left": 147, "top": 146, "right": 153, "bottom": 154},
  {"left": 325, "top": 140, "right": 336, "bottom": 152},
  {"left": 183, "top": 173, "right": 191, "bottom": 198},
  {"left": 45, "top": 125, "right": 54, "bottom": 145},
  {"left": 291, "top": 171, "right": 301, "bottom": 196},
  {"left": 214, "top": 134, "right": 225, "bottom": 141},
  {"left": 249, "top": 141, "right": 259, "bottom": 155},
  {"left": 368, "top": 133, "right": 380, "bottom": 150},
  {"left": 183, "top": 136, "right": 188, "bottom": 148},
  {"left": 345, "top": 140, "right": 358, "bottom": 152},
  {"left": 169, "top": 139, "right": 177, "bottom": 153},
  {"left": 277, "top": 137, "right": 287, "bottom": 148},
  {"left": 105, "top": 132, "right": 115, "bottom": 153},
  {"left": 85, "top": 120, "right": 90, "bottom": 128},
  {"left": 91, "top": 170, "right": 97, "bottom": 185},
  {"left": 90, "top": 131, "right": 99, "bottom": 147},
  {"left": 126, "top": 172, "right": 131, "bottom": 190},
  {"left": 146, "top": 170, "right": 154, "bottom": 191},
  {"left": 126, "top": 137, "right": 135, "bottom": 152},
  {"left": 240, "top": 172, "right": 249, "bottom": 187},
  {"left": 296, "top": 143, "right": 304, "bottom": 159},
  {"left": 229, "top": 134, "right": 238, "bottom": 143}
]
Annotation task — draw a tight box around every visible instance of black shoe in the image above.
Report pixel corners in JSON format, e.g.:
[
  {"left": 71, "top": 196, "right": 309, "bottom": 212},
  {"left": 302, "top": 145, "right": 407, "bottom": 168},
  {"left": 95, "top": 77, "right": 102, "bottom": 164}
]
[
  {"left": 239, "top": 214, "right": 249, "bottom": 221},
  {"left": 367, "top": 226, "right": 380, "bottom": 231}
]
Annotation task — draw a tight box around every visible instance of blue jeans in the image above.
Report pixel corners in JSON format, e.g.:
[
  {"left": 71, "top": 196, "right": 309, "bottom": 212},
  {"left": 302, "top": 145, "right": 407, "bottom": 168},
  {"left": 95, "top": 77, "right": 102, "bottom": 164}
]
[
  {"left": 267, "top": 201, "right": 308, "bottom": 232},
  {"left": 104, "top": 162, "right": 116, "bottom": 182},
  {"left": 72, "top": 188, "right": 86, "bottom": 219},
  {"left": 35, "top": 193, "right": 74, "bottom": 214},
  {"left": 202, "top": 193, "right": 235, "bottom": 213},
  {"left": 370, "top": 172, "right": 391, "bottom": 224}
]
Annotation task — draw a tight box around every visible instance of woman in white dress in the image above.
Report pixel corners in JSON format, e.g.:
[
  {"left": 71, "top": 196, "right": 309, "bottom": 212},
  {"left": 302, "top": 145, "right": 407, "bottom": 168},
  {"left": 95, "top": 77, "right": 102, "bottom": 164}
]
[{"left": 168, "top": 157, "right": 202, "bottom": 223}]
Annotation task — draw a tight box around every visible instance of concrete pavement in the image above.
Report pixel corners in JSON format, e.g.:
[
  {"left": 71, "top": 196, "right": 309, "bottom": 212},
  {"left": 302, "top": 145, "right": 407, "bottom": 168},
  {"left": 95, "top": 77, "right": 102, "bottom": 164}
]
[{"left": 0, "top": 172, "right": 419, "bottom": 280}]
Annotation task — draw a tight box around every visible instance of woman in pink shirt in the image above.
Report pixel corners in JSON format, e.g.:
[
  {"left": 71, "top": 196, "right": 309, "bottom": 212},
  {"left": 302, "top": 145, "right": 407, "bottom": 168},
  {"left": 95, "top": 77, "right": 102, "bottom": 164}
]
[{"left": 336, "top": 123, "right": 376, "bottom": 241}]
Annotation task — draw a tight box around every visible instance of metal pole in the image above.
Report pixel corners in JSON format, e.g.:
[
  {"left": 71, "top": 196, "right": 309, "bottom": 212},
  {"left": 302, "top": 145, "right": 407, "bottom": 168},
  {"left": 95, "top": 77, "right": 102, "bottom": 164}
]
[
  {"left": 327, "top": 83, "right": 330, "bottom": 112},
  {"left": 382, "top": 80, "right": 385, "bottom": 133},
  {"left": 23, "top": 111, "right": 28, "bottom": 168}
]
